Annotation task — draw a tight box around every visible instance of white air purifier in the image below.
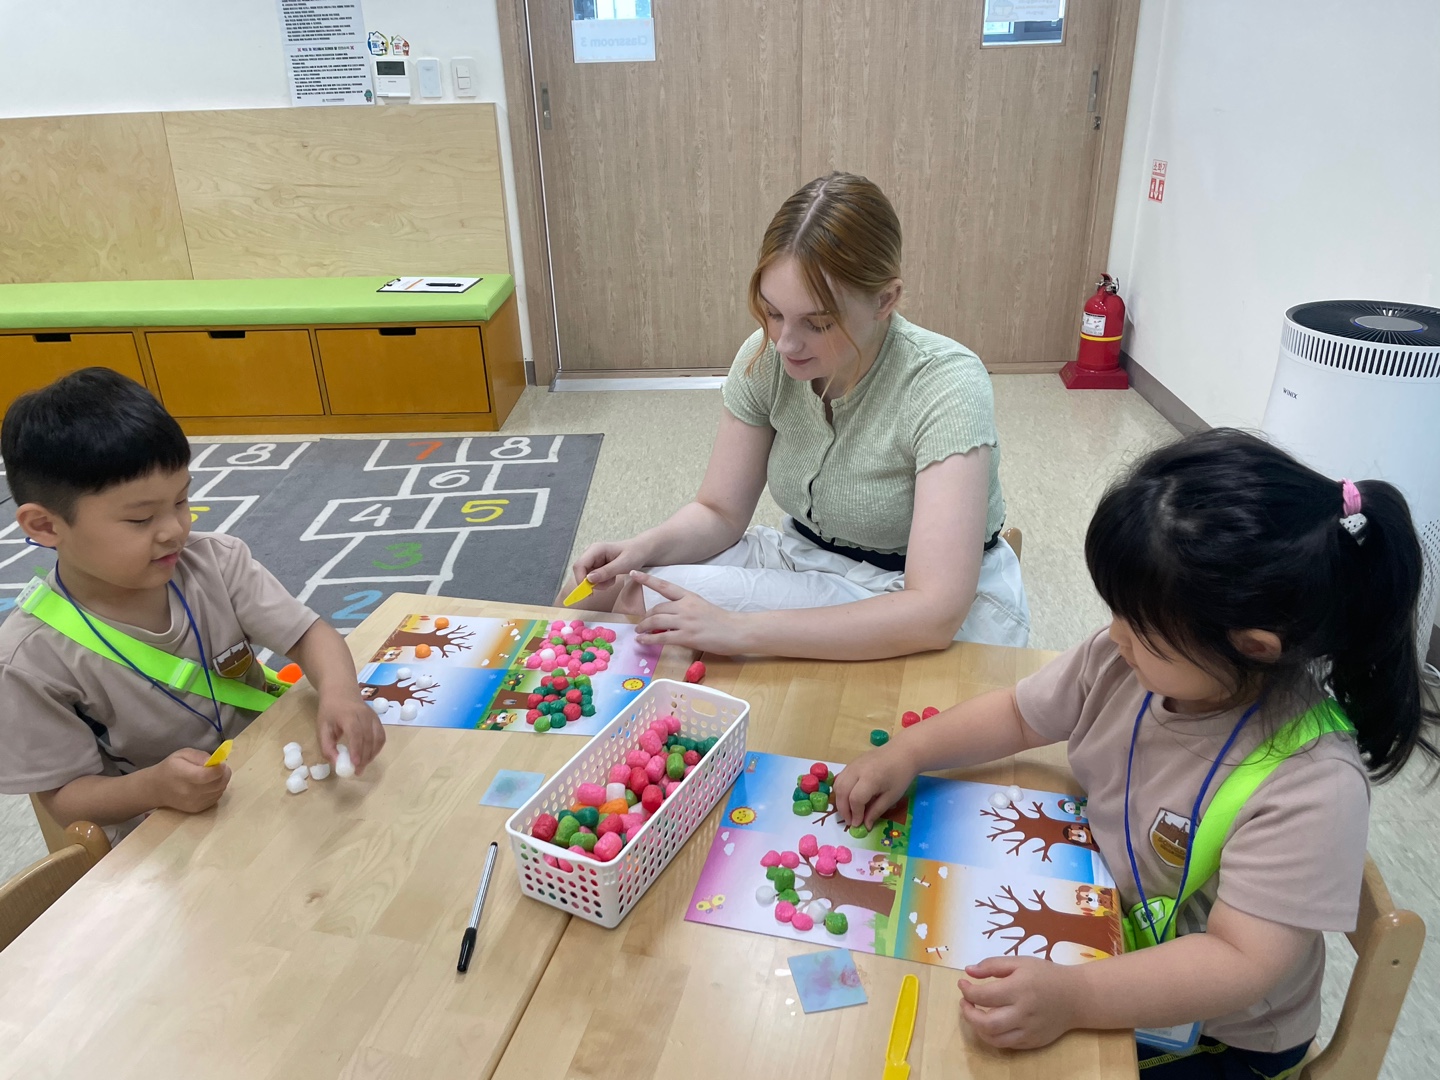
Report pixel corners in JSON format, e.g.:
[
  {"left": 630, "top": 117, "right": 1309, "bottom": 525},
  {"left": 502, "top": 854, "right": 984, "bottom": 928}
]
[{"left": 1262, "top": 301, "right": 1440, "bottom": 652}]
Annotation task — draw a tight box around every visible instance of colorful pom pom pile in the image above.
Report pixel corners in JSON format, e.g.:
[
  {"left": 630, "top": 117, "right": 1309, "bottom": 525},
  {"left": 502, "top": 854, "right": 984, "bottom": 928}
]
[
  {"left": 520, "top": 620, "right": 623, "bottom": 731},
  {"left": 529, "top": 712, "right": 720, "bottom": 865},
  {"left": 760, "top": 831, "right": 854, "bottom": 936}
]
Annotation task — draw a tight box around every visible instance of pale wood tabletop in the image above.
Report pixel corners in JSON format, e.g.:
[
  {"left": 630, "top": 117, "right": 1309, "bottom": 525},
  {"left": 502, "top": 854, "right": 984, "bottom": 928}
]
[
  {"left": 492, "top": 647, "right": 1140, "bottom": 1080},
  {"left": 0, "top": 594, "right": 684, "bottom": 1080}
]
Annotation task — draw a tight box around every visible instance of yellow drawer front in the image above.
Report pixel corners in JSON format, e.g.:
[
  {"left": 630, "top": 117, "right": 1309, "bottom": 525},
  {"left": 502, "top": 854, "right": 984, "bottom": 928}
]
[
  {"left": 0, "top": 333, "right": 145, "bottom": 408},
  {"left": 147, "top": 330, "right": 324, "bottom": 417},
  {"left": 317, "top": 326, "right": 491, "bottom": 415}
]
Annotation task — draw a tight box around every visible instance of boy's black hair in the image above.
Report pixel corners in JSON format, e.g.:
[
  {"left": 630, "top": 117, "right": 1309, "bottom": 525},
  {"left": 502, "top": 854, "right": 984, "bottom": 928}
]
[
  {"left": 1, "top": 367, "right": 191, "bottom": 521},
  {"left": 1086, "top": 428, "right": 1439, "bottom": 782}
]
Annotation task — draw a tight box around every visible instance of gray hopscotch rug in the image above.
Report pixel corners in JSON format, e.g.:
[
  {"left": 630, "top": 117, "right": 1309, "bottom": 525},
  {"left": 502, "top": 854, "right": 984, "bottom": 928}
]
[{"left": 0, "top": 435, "right": 602, "bottom": 633}]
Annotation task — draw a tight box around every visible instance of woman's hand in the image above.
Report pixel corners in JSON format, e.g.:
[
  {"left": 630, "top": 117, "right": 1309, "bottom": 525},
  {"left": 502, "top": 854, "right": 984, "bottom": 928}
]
[
  {"left": 832, "top": 742, "right": 921, "bottom": 828},
  {"left": 631, "top": 573, "right": 752, "bottom": 655},
  {"left": 571, "top": 540, "right": 652, "bottom": 596},
  {"left": 958, "top": 957, "right": 1084, "bottom": 1050}
]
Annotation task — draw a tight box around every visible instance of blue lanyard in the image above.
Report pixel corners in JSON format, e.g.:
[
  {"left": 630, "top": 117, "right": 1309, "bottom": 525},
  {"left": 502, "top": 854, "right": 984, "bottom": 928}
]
[
  {"left": 53, "top": 569, "right": 225, "bottom": 738},
  {"left": 1122, "top": 690, "right": 1260, "bottom": 946}
]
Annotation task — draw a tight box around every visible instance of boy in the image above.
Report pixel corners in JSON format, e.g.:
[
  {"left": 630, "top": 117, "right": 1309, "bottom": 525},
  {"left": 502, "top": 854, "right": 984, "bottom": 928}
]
[{"left": 0, "top": 368, "right": 384, "bottom": 837}]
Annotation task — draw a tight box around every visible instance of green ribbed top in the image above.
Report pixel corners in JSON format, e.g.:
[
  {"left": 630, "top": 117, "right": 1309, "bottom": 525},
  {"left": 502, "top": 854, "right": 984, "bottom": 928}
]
[
  {"left": 0, "top": 275, "right": 514, "bottom": 329},
  {"left": 723, "top": 314, "right": 1006, "bottom": 555}
]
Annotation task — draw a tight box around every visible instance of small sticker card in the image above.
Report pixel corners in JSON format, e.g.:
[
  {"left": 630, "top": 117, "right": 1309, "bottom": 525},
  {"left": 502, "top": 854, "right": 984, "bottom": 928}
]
[
  {"left": 378, "top": 276, "right": 481, "bottom": 293},
  {"left": 480, "top": 770, "right": 546, "bottom": 809},
  {"left": 788, "top": 949, "right": 868, "bottom": 1013}
]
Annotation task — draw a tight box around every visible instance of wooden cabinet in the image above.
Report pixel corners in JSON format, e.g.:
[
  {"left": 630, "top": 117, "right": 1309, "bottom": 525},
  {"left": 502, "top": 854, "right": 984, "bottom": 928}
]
[
  {"left": 0, "top": 332, "right": 144, "bottom": 406},
  {"left": 317, "top": 326, "right": 492, "bottom": 415},
  {"left": 147, "top": 330, "right": 324, "bottom": 417}
]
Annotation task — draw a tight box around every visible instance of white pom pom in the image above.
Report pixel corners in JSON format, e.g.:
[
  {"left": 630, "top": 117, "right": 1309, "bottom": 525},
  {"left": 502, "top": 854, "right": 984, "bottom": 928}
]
[
  {"left": 413, "top": 674, "right": 437, "bottom": 690},
  {"left": 285, "top": 772, "right": 308, "bottom": 794},
  {"left": 309, "top": 763, "right": 331, "bottom": 780},
  {"left": 369, "top": 698, "right": 389, "bottom": 716},
  {"left": 988, "top": 790, "right": 1011, "bottom": 809},
  {"left": 282, "top": 743, "right": 304, "bottom": 770},
  {"left": 396, "top": 666, "right": 412, "bottom": 680},
  {"left": 1006, "top": 785, "right": 1024, "bottom": 803},
  {"left": 399, "top": 701, "right": 419, "bottom": 722},
  {"left": 605, "top": 782, "right": 627, "bottom": 803},
  {"left": 334, "top": 744, "right": 355, "bottom": 779},
  {"left": 755, "top": 884, "right": 776, "bottom": 905},
  {"left": 290, "top": 765, "right": 310, "bottom": 780}
]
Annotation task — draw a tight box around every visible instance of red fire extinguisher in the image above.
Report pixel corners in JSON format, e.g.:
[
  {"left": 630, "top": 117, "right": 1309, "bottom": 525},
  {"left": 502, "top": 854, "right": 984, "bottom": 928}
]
[{"left": 1060, "top": 273, "right": 1130, "bottom": 390}]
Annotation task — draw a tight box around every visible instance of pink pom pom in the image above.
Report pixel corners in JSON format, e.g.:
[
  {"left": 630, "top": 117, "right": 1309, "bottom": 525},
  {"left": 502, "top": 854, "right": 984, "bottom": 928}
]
[
  {"left": 628, "top": 767, "right": 650, "bottom": 795},
  {"left": 790, "top": 912, "right": 815, "bottom": 932},
  {"left": 684, "top": 764, "right": 695, "bottom": 777},
  {"left": 557, "top": 859, "right": 573, "bottom": 873},
  {"left": 564, "top": 633, "right": 581, "bottom": 647},
  {"left": 626, "top": 749, "right": 650, "bottom": 768},
  {"left": 798, "top": 834, "right": 820, "bottom": 858},
  {"left": 639, "top": 731, "right": 663, "bottom": 755},
  {"left": 608, "top": 763, "right": 632, "bottom": 784},
  {"left": 570, "top": 619, "right": 586, "bottom": 630},
  {"left": 664, "top": 779, "right": 680, "bottom": 795},
  {"left": 818, "top": 845, "right": 836, "bottom": 860},
  {"left": 524, "top": 654, "right": 541, "bottom": 669},
  {"left": 774, "top": 901, "right": 796, "bottom": 923},
  {"left": 779, "top": 851, "right": 800, "bottom": 869},
  {"left": 834, "top": 846, "right": 853, "bottom": 864},
  {"left": 645, "top": 756, "right": 666, "bottom": 783},
  {"left": 760, "top": 850, "right": 781, "bottom": 867},
  {"left": 642, "top": 785, "right": 664, "bottom": 812},
  {"left": 816, "top": 855, "right": 837, "bottom": 877},
  {"left": 569, "top": 844, "right": 586, "bottom": 855},
  {"left": 664, "top": 715, "right": 683, "bottom": 735},
  {"left": 809, "top": 763, "right": 829, "bottom": 779},
  {"left": 683, "top": 750, "right": 700, "bottom": 767},
  {"left": 580, "top": 662, "right": 597, "bottom": 675},
  {"left": 594, "top": 832, "right": 623, "bottom": 862},
  {"left": 596, "top": 815, "right": 624, "bottom": 836},
  {"left": 531, "top": 814, "right": 558, "bottom": 842},
  {"left": 594, "top": 657, "right": 609, "bottom": 671},
  {"left": 576, "top": 783, "right": 606, "bottom": 807},
  {"left": 544, "top": 854, "right": 559, "bottom": 868},
  {"left": 550, "top": 620, "right": 566, "bottom": 631},
  {"left": 621, "top": 812, "right": 647, "bottom": 833}
]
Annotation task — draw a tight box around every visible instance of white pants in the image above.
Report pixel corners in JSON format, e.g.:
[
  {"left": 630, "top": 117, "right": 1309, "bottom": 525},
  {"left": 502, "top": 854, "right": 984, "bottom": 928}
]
[{"left": 643, "top": 519, "right": 1031, "bottom": 647}]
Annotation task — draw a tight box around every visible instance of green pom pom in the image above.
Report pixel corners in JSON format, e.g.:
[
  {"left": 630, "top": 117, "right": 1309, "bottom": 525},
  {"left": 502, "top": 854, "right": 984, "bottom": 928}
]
[
  {"left": 574, "top": 832, "right": 596, "bottom": 852},
  {"left": 818, "top": 782, "right": 832, "bottom": 794},
  {"left": 792, "top": 786, "right": 808, "bottom": 801},
  {"left": 809, "top": 791, "right": 828, "bottom": 811},
  {"left": 777, "top": 887, "right": 800, "bottom": 905},
  {"left": 667, "top": 753, "right": 686, "bottom": 780},
  {"left": 870, "top": 729, "right": 890, "bottom": 746},
  {"left": 624, "top": 789, "right": 639, "bottom": 806},
  {"left": 552, "top": 716, "right": 567, "bottom": 729},
  {"left": 581, "top": 650, "right": 596, "bottom": 662},
  {"left": 576, "top": 807, "right": 599, "bottom": 828},
  {"left": 766, "top": 865, "right": 781, "bottom": 881},
  {"left": 772, "top": 867, "right": 795, "bottom": 892},
  {"left": 581, "top": 705, "right": 596, "bottom": 717},
  {"left": 793, "top": 800, "right": 813, "bottom": 815},
  {"left": 824, "top": 912, "right": 849, "bottom": 935},
  {"left": 535, "top": 716, "right": 552, "bottom": 733},
  {"left": 848, "top": 824, "right": 869, "bottom": 839},
  {"left": 555, "top": 820, "right": 578, "bottom": 846},
  {"left": 575, "top": 675, "right": 592, "bottom": 687}
]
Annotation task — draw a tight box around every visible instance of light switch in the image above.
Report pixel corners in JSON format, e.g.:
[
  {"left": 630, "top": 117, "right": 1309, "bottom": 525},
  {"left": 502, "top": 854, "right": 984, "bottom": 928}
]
[{"left": 452, "top": 56, "right": 478, "bottom": 98}]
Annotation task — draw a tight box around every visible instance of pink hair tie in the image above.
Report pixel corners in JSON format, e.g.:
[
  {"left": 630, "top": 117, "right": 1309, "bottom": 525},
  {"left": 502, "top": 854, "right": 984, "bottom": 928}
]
[{"left": 1339, "top": 479, "right": 1367, "bottom": 543}]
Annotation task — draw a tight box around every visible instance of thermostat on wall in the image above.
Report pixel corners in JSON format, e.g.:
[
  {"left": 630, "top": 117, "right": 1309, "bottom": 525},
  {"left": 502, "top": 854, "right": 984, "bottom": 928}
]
[{"left": 373, "top": 57, "right": 412, "bottom": 98}]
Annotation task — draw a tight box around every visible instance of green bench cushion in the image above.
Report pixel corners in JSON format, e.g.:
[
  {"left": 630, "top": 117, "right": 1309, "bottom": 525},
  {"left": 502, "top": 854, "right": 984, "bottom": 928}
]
[{"left": 0, "top": 276, "right": 515, "bottom": 330}]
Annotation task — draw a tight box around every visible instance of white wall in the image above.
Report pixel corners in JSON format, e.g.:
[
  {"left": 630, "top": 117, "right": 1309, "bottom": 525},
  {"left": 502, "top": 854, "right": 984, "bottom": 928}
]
[
  {"left": 0, "top": 0, "right": 533, "bottom": 364},
  {"left": 1108, "top": 0, "right": 1440, "bottom": 429}
]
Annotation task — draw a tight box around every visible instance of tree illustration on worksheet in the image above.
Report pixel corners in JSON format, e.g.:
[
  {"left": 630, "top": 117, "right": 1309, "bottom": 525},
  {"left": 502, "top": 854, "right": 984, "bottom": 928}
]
[
  {"left": 383, "top": 625, "right": 475, "bottom": 657},
  {"left": 358, "top": 680, "right": 436, "bottom": 707},
  {"left": 976, "top": 885, "right": 1123, "bottom": 959},
  {"left": 981, "top": 801, "right": 1100, "bottom": 862}
]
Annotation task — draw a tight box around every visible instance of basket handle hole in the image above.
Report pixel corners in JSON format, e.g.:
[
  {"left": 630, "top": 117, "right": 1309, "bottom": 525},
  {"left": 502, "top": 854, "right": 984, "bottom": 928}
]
[{"left": 688, "top": 699, "right": 718, "bottom": 717}]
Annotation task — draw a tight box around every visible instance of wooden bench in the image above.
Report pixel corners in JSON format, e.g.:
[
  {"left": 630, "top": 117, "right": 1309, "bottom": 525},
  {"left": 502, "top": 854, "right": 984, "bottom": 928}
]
[{"left": 0, "top": 276, "right": 524, "bottom": 434}]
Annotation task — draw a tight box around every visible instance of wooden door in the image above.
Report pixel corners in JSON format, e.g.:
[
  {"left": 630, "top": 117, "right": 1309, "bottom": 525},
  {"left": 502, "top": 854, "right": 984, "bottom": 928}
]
[
  {"left": 527, "top": 2, "right": 803, "bottom": 373},
  {"left": 801, "top": 2, "right": 1116, "bottom": 369}
]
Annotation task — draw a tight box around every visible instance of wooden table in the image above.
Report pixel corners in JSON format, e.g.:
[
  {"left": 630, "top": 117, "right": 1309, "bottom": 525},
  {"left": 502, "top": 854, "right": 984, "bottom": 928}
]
[{"left": 0, "top": 595, "right": 1138, "bottom": 1079}]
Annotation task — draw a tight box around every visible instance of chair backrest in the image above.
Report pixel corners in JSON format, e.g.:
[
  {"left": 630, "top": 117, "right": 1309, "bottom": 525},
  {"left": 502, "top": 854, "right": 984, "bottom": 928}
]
[
  {"left": 1302, "top": 855, "right": 1426, "bottom": 1079},
  {"left": 0, "top": 821, "right": 111, "bottom": 952},
  {"left": 1001, "top": 526, "right": 1023, "bottom": 563},
  {"left": 30, "top": 792, "right": 70, "bottom": 853}
]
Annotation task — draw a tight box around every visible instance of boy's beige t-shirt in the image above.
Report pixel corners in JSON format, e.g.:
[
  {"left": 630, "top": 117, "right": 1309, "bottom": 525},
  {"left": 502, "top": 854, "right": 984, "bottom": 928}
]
[
  {"left": 1015, "top": 629, "right": 1370, "bottom": 1053},
  {"left": 0, "top": 532, "right": 319, "bottom": 795}
]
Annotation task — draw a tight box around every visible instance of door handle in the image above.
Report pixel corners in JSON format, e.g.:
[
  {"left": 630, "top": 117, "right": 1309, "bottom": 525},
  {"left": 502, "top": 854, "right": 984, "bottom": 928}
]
[
  {"left": 1088, "top": 67, "right": 1099, "bottom": 114},
  {"left": 540, "top": 82, "right": 552, "bottom": 130}
]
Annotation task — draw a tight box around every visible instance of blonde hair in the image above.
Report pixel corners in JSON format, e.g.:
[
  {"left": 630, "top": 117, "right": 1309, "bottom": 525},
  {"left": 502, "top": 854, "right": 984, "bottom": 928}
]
[{"left": 747, "top": 171, "right": 903, "bottom": 381}]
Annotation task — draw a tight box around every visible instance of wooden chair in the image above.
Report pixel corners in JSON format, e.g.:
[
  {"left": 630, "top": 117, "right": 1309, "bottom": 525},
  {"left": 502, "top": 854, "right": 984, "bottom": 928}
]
[
  {"left": 30, "top": 792, "right": 70, "bottom": 853},
  {"left": 0, "top": 820, "right": 110, "bottom": 952},
  {"left": 1001, "top": 526, "right": 1023, "bottom": 562},
  {"left": 1301, "top": 856, "right": 1426, "bottom": 1079}
]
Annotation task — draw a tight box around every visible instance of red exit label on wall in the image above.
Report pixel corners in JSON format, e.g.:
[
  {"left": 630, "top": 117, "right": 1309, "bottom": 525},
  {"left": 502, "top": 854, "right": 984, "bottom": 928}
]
[{"left": 1149, "top": 159, "right": 1168, "bottom": 202}]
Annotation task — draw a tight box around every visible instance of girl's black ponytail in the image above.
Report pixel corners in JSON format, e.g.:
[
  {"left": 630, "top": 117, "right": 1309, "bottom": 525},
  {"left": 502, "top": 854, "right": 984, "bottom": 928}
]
[
  {"left": 1086, "top": 428, "right": 1439, "bottom": 782},
  {"left": 1329, "top": 479, "right": 1440, "bottom": 780}
]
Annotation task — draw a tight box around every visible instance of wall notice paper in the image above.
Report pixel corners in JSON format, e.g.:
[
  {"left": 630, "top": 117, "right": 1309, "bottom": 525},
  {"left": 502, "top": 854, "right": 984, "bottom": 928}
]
[
  {"left": 984, "top": 0, "right": 1063, "bottom": 21},
  {"left": 357, "top": 614, "right": 663, "bottom": 735},
  {"left": 378, "top": 277, "right": 482, "bottom": 294},
  {"left": 686, "top": 752, "right": 1121, "bottom": 972},
  {"left": 277, "top": 0, "right": 373, "bottom": 106}
]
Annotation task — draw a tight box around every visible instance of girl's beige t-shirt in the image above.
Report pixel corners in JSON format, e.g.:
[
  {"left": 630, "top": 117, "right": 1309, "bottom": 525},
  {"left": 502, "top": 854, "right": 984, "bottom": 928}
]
[
  {"left": 722, "top": 314, "right": 1006, "bottom": 554},
  {"left": 1015, "top": 630, "right": 1371, "bottom": 1053},
  {"left": 0, "top": 532, "right": 319, "bottom": 795}
]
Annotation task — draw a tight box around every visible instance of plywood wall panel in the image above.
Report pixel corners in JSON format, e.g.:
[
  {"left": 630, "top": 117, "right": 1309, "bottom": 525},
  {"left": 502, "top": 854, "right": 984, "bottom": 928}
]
[{"left": 0, "top": 114, "right": 192, "bottom": 284}]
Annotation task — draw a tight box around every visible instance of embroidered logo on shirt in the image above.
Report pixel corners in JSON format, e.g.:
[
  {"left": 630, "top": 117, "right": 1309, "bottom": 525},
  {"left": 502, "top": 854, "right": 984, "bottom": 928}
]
[
  {"left": 1149, "top": 808, "right": 1191, "bottom": 867},
  {"left": 213, "top": 640, "right": 255, "bottom": 679}
]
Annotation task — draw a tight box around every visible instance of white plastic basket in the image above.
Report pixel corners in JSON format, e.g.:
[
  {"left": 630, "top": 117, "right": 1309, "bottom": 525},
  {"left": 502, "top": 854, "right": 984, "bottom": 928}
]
[{"left": 504, "top": 678, "right": 749, "bottom": 928}]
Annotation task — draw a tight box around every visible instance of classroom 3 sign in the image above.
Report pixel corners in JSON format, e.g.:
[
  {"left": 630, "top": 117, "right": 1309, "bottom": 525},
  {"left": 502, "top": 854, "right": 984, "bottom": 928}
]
[{"left": 572, "top": 1, "right": 655, "bottom": 63}]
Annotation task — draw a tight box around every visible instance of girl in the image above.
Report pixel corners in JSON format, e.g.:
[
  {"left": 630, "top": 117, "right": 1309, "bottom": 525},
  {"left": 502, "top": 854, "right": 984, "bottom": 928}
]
[
  {"left": 564, "top": 172, "right": 1029, "bottom": 658},
  {"left": 833, "top": 428, "right": 1438, "bottom": 1077}
]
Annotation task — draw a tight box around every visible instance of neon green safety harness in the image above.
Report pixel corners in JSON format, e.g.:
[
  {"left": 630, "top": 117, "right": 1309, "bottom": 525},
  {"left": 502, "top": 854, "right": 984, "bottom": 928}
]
[
  {"left": 17, "top": 577, "right": 288, "bottom": 716},
  {"left": 1121, "top": 697, "right": 1356, "bottom": 951}
]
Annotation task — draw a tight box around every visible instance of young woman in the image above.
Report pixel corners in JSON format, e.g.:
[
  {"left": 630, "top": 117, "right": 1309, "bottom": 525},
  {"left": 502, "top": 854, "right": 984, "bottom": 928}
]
[{"left": 566, "top": 172, "right": 1028, "bottom": 659}]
